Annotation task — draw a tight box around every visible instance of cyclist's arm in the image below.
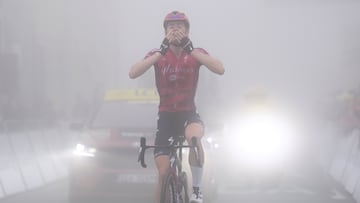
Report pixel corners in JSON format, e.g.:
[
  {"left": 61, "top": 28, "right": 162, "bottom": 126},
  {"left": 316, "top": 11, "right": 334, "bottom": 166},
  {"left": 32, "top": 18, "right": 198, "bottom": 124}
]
[
  {"left": 191, "top": 49, "right": 225, "bottom": 75},
  {"left": 129, "top": 52, "right": 162, "bottom": 79}
]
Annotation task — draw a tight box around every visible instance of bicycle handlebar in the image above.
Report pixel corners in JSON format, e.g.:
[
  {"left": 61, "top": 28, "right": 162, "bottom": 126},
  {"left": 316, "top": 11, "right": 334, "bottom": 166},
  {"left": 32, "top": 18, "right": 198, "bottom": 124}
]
[{"left": 137, "top": 136, "right": 198, "bottom": 168}]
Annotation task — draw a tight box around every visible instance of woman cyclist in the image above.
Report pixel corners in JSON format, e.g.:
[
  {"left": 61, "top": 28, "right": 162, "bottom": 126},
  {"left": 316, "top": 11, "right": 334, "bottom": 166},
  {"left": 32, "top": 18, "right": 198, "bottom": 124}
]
[{"left": 129, "top": 10, "right": 224, "bottom": 203}]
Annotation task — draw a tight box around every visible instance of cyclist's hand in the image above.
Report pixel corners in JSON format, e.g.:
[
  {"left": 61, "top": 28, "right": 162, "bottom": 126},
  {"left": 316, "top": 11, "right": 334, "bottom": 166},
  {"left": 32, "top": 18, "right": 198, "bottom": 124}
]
[
  {"left": 173, "top": 30, "right": 185, "bottom": 43},
  {"left": 166, "top": 31, "right": 178, "bottom": 45},
  {"left": 172, "top": 30, "right": 193, "bottom": 53}
]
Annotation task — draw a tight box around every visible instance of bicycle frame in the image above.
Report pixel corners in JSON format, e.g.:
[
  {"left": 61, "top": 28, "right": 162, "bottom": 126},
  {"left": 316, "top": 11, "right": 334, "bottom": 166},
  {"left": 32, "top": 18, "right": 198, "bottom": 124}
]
[{"left": 138, "top": 136, "right": 199, "bottom": 203}]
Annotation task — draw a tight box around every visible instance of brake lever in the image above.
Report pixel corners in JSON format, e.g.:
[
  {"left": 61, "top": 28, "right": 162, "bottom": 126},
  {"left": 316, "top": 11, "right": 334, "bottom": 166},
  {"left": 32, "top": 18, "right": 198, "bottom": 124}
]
[{"left": 138, "top": 137, "right": 147, "bottom": 168}]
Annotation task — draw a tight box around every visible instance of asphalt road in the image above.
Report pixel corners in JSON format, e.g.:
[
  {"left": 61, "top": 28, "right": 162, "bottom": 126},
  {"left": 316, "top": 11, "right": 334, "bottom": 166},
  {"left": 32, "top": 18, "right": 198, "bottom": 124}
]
[{"left": 0, "top": 168, "right": 356, "bottom": 203}]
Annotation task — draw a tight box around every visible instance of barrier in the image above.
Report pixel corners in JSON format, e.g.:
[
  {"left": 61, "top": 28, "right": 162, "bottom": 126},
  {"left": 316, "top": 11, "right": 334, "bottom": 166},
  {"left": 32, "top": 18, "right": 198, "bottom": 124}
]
[
  {"left": 328, "top": 131, "right": 357, "bottom": 182},
  {"left": 316, "top": 124, "right": 340, "bottom": 170},
  {"left": 0, "top": 126, "right": 9, "bottom": 198},
  {"left": 27, "top": 130, "right": 57, "bottom": 183},
  {"left": 0, "top": 180, "right": 4, "bottom": 198},
  {"left": 0, "top": 121, "right": 76, "bottom": 199},
  {"left": 9, "top": 131, "right": 44, "bottom": 190},
  {"left": 0, "top": 130, "right": 26, "bottom": 196},
  {"left": 355, "top": 175, "right": 360, "bottom": 203},
  {"left": 41, "top": 128, "right": 69, "bottom": 178},
  {"left": 342, "top": 130, "right": 360, "bottom": 194},
  {"left": 325, "top": 127, "right": 360, "bottom": 203},
  {"left": 352, "top": 130, "right": 360, "bottom": 203}
]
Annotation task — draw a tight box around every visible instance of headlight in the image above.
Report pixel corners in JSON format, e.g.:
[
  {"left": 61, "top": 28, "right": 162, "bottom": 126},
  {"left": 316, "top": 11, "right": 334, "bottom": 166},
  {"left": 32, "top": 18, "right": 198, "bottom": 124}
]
[
  {"left": 73, "top": 144, "right": 97, "bottom": 157},
  {"left": 206, "top": 137, "right": 220, "bottom": 149},
  {"left": 223, "top": 111, "right": 298, "bottom": 168}
]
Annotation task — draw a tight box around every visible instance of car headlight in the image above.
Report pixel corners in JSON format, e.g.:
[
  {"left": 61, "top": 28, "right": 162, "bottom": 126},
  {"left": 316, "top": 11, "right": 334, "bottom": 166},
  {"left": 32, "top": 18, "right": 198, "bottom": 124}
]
[
  {"left": 223, "top": 111, "right": 299, "bottom": 168},
  {"left": 73, "top": 144, "right": 97, "bottom": 157},
  {"left": 206, "top": 137, "right": 220, "bottom": 149}
]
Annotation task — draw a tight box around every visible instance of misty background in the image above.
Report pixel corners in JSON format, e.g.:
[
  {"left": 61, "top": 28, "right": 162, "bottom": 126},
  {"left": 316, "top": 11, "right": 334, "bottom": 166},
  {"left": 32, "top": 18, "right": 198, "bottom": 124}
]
[{"left": 0, "top": 0, "right": 359, "bottom": 125}]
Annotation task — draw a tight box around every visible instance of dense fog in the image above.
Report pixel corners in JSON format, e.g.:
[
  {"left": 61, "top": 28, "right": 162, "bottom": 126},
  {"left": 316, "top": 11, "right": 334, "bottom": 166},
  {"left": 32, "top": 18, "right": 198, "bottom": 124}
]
[{"left": 0, "top": 0, "right": 359, "bottom": 124}]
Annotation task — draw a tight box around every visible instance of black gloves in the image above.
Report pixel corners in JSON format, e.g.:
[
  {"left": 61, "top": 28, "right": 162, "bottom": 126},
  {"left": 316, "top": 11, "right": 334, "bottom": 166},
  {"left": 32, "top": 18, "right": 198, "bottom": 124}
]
[
  {"left": 159, "top": 38, "right": 169, "bottom": 55},
  {"left": 180, "top": 37, "right": 194, "bottom": 53},
  {"left": 158, "top": 37, "right": 193, "bottom": 55}
]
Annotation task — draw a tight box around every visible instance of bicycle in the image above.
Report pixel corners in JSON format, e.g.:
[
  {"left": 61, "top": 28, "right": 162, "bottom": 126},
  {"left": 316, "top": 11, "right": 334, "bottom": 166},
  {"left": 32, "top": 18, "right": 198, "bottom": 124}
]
[{"left": 138, "top": 135, "right": 200, "bottom": 203}]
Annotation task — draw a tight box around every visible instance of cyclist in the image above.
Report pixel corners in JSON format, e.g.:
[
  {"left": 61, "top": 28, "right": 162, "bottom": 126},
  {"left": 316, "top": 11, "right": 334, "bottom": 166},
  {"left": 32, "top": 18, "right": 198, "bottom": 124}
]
[{"left": 129, "top": 10, "right": 224, "bottom": 203}]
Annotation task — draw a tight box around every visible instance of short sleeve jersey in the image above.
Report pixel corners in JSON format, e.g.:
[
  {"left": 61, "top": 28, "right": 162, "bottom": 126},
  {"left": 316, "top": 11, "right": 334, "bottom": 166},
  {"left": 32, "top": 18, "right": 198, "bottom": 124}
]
[{"left": 145, "top": 48, "right": 208, "bottom": 112}]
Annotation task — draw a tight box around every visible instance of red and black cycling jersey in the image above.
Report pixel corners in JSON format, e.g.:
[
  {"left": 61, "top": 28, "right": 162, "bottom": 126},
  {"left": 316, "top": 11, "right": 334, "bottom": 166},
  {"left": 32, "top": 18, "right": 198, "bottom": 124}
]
[{"left": 145, "top": 48, "right": 208, "bottom": 112}]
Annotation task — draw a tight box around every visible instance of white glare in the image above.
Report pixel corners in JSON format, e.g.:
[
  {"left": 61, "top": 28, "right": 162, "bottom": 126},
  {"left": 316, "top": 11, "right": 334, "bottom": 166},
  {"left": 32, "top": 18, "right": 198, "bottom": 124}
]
[
  {"left": 224, "top": 112, "right": 297, "bottom": 168},
  {"left": 73, "top": 144, "right": 96, "bottom": 157}
]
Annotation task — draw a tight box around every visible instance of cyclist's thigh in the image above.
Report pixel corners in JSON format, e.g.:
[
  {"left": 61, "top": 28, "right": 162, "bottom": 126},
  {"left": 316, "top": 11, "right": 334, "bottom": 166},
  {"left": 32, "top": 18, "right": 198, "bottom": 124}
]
[
  {"left": 185, "top": 123, "right": 204, "bottom": 138},
  {"left": 154, "top": 129, "right": 172, "bottom": 158},
  {"left": 154, "top": 112, "right": 176, "bottom": 157},
  {"left": 185, "top": 112, "right": 204, "bottom": 140},
  {"left": 155, "top": 155, "right": 171, "bottom": 176}
]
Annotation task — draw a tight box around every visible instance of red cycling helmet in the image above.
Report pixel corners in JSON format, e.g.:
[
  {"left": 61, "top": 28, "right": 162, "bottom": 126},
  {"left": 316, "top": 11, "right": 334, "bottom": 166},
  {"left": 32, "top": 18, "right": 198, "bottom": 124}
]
[{"left": 163, "top": 11, "right": 190, "bottom": 29}]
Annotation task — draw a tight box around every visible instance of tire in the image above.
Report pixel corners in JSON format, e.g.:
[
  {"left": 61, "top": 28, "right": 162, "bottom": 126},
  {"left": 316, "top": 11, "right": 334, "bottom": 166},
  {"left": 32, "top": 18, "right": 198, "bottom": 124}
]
[
  {"left": 179, "top": 172, "right": 189, "bottom": 203},
  {"left": 160, "top": 173, "right": 176, "bottom": 203}
]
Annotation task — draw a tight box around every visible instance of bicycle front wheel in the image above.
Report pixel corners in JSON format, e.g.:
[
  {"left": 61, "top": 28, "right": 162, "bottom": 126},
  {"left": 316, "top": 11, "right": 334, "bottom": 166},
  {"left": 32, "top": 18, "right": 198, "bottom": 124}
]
[
  {"left": 160, "top": 173, "right": 176, "bottom": 203},
  {"left": 179, "top": 172, "right": 189, "bottom": 203}
]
